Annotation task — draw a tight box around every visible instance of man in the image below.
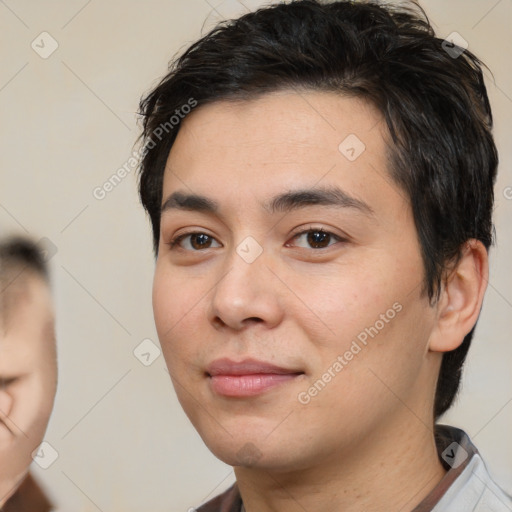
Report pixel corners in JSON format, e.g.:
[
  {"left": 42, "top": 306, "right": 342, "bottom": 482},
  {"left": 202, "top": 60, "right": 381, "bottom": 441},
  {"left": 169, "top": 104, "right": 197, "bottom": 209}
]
[
  {"left": 137, "top": 1, "right": 511, "bottom": 510},
  {"left": 0, "top": 237, "right": 57, "bottom": 511}
]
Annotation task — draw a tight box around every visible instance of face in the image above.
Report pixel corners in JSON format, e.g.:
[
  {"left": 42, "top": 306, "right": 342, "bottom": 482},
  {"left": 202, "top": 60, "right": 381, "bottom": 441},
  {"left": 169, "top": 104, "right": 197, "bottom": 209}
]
[
  {"left": 153, "top": 91, "right": 440, "bottom": 471},
  {"left": 0, "top": 274, "right": 57, "bottom": 503}
]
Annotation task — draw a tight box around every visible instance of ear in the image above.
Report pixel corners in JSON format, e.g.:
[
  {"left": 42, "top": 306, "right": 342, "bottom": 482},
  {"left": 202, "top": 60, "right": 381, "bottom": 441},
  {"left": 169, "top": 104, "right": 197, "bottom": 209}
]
[{"left": 428, "top": 239, "right": 489, "bottom": 353}]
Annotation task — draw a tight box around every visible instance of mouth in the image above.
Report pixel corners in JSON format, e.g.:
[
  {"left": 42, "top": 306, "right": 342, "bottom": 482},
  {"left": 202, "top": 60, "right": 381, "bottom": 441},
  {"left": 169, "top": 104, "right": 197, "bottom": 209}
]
[{"left": 206, "top": 358, "right": 305, "bottom": 397}]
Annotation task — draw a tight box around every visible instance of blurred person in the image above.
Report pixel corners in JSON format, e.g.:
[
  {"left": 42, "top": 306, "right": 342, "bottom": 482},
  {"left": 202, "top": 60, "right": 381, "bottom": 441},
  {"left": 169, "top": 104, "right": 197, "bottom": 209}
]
[
  {"left": 137, "top": 1, "right": 512, "bottom": 510},
  {"left": 0, "top": 237, "right": 57, "bottom": 511}
]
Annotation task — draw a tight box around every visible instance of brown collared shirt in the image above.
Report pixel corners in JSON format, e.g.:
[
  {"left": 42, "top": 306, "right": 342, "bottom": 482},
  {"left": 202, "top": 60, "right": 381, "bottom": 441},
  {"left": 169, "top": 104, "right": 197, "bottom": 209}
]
[
  {"left": 195, "top": 425, "right": 512, "bottom": 512},
  {"left": 2, "top": 472, "right": 53, "bottom": 512}
]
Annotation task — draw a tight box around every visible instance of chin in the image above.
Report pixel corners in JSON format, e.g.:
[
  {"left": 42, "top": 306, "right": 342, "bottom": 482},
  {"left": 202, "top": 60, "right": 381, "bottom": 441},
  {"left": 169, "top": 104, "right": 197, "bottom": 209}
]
[{"left": 198, "top": 429, "right": 296, "bottom": 471}]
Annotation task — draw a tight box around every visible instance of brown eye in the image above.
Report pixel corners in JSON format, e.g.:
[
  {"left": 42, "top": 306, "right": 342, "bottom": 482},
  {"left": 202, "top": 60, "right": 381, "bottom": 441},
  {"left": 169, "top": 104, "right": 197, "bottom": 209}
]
[
  {"left": 190, "top": 233, "right": 213, "bottom": 249},
  {"left": 170, "top": 232, "right": 222, "bottom": 251},
  {"left": 291, "top": 229, "right": 341, "bottom": 249},
  {"left": 307, "top": 230, "right": 331, "bottom": 248}
]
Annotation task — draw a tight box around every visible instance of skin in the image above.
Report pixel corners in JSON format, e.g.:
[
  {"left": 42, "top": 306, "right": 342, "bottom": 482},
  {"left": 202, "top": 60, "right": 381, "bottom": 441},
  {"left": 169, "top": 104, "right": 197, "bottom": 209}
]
[
  {"left": 0, "top": 273, "right": 57, "bottom": 507},
  {"left": 152, "top": 91, "right": 488, "bottom": 512}
]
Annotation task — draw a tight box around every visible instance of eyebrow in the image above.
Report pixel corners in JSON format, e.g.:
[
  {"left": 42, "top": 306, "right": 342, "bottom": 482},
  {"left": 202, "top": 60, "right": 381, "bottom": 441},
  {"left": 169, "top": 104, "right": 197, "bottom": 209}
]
[{"left": 161, "top": 186, "right": 375, "bottom": 217}]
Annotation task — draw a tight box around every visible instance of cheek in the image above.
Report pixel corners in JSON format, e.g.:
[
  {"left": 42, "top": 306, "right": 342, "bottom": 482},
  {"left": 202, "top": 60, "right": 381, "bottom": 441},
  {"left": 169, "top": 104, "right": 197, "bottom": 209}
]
[
  {"left": 152, "top": 264, "right": 189, "bottom": 335},
  {"left": 152, "top": 265, "right": 207, "bottom": 368},
  {"left": 287, "top": 263, "right": 390, "bottom": 349},
  {"left": 294, "top": 258, "right": 427, "bottom": 378},
  {"left": 15, "top": 375, "right": 55, "bottom": 432}
]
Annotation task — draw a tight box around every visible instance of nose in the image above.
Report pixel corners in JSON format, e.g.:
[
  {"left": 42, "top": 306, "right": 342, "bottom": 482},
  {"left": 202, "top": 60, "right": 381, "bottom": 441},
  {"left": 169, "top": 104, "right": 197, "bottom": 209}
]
[{"left": 208, "top": 246, "right": 285, "bottom": 331}]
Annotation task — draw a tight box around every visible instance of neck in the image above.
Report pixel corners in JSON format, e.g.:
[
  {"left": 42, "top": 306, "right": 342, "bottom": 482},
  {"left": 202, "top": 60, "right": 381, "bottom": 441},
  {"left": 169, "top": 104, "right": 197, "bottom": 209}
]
[{"left": 235, "top": 416, "right": 446, "bottom": 512}]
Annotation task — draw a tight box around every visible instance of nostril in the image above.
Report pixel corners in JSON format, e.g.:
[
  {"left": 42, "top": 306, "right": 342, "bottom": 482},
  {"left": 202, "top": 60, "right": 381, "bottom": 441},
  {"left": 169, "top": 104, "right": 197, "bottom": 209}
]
[
  {"left": 212, "top": 316, "right": 227, "bottom": 329},
  {"left": 243, "top": 317, "right": 264, "bottom": 324}
]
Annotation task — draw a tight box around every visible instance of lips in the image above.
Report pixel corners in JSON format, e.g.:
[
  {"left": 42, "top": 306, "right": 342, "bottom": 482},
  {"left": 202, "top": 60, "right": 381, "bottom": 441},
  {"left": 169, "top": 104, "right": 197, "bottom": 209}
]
[{"left": 206, "top": 358, "right": 304, "bottom": 397}]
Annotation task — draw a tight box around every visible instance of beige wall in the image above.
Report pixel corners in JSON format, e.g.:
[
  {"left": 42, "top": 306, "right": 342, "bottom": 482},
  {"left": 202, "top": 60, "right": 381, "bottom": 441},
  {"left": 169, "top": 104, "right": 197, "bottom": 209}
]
[{"left": 0, "top": 0, "right": 510, "bottom": 510}]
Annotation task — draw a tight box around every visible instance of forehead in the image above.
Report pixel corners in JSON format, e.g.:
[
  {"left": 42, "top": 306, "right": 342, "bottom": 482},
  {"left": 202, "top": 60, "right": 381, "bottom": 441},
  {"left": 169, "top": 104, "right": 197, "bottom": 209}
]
[
  {"left": 168, "top": 90, "right": 382, "bottom": 168},
  {"left": 162, "top": 90, "right": 404, "bottom": 217},
  {"left": 0, "top": 275, "right": 54, "bottom": 358}
]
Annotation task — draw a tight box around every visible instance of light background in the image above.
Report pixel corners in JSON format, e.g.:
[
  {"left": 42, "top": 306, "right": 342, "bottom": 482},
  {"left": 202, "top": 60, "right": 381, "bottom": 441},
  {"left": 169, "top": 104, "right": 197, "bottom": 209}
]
[{"left": 0, "top": 0, "right": 511, "bottom": 510}]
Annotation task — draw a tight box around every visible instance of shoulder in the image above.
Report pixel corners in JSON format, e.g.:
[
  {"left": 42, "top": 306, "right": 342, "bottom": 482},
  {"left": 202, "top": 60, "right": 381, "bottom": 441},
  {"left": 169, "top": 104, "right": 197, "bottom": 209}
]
[
  {"left": 434, "top": 451, "right": 512, "bottom": 511},
  {"left": 430, "top": 425, "right": 512, "bottom": 512}
]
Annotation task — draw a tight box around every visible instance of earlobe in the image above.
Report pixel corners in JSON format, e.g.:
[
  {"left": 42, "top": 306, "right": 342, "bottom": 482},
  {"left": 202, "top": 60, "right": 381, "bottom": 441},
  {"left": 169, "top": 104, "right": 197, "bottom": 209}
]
[{"left": 429, "top": 239, "right": 489, "bottom": 353}]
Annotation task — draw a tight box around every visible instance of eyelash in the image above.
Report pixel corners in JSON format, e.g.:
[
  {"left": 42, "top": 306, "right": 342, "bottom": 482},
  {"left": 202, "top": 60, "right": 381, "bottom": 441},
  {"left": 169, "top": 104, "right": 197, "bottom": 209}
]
[{"left": 167, "top": 227, "right": 345, "bottom": 251}]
